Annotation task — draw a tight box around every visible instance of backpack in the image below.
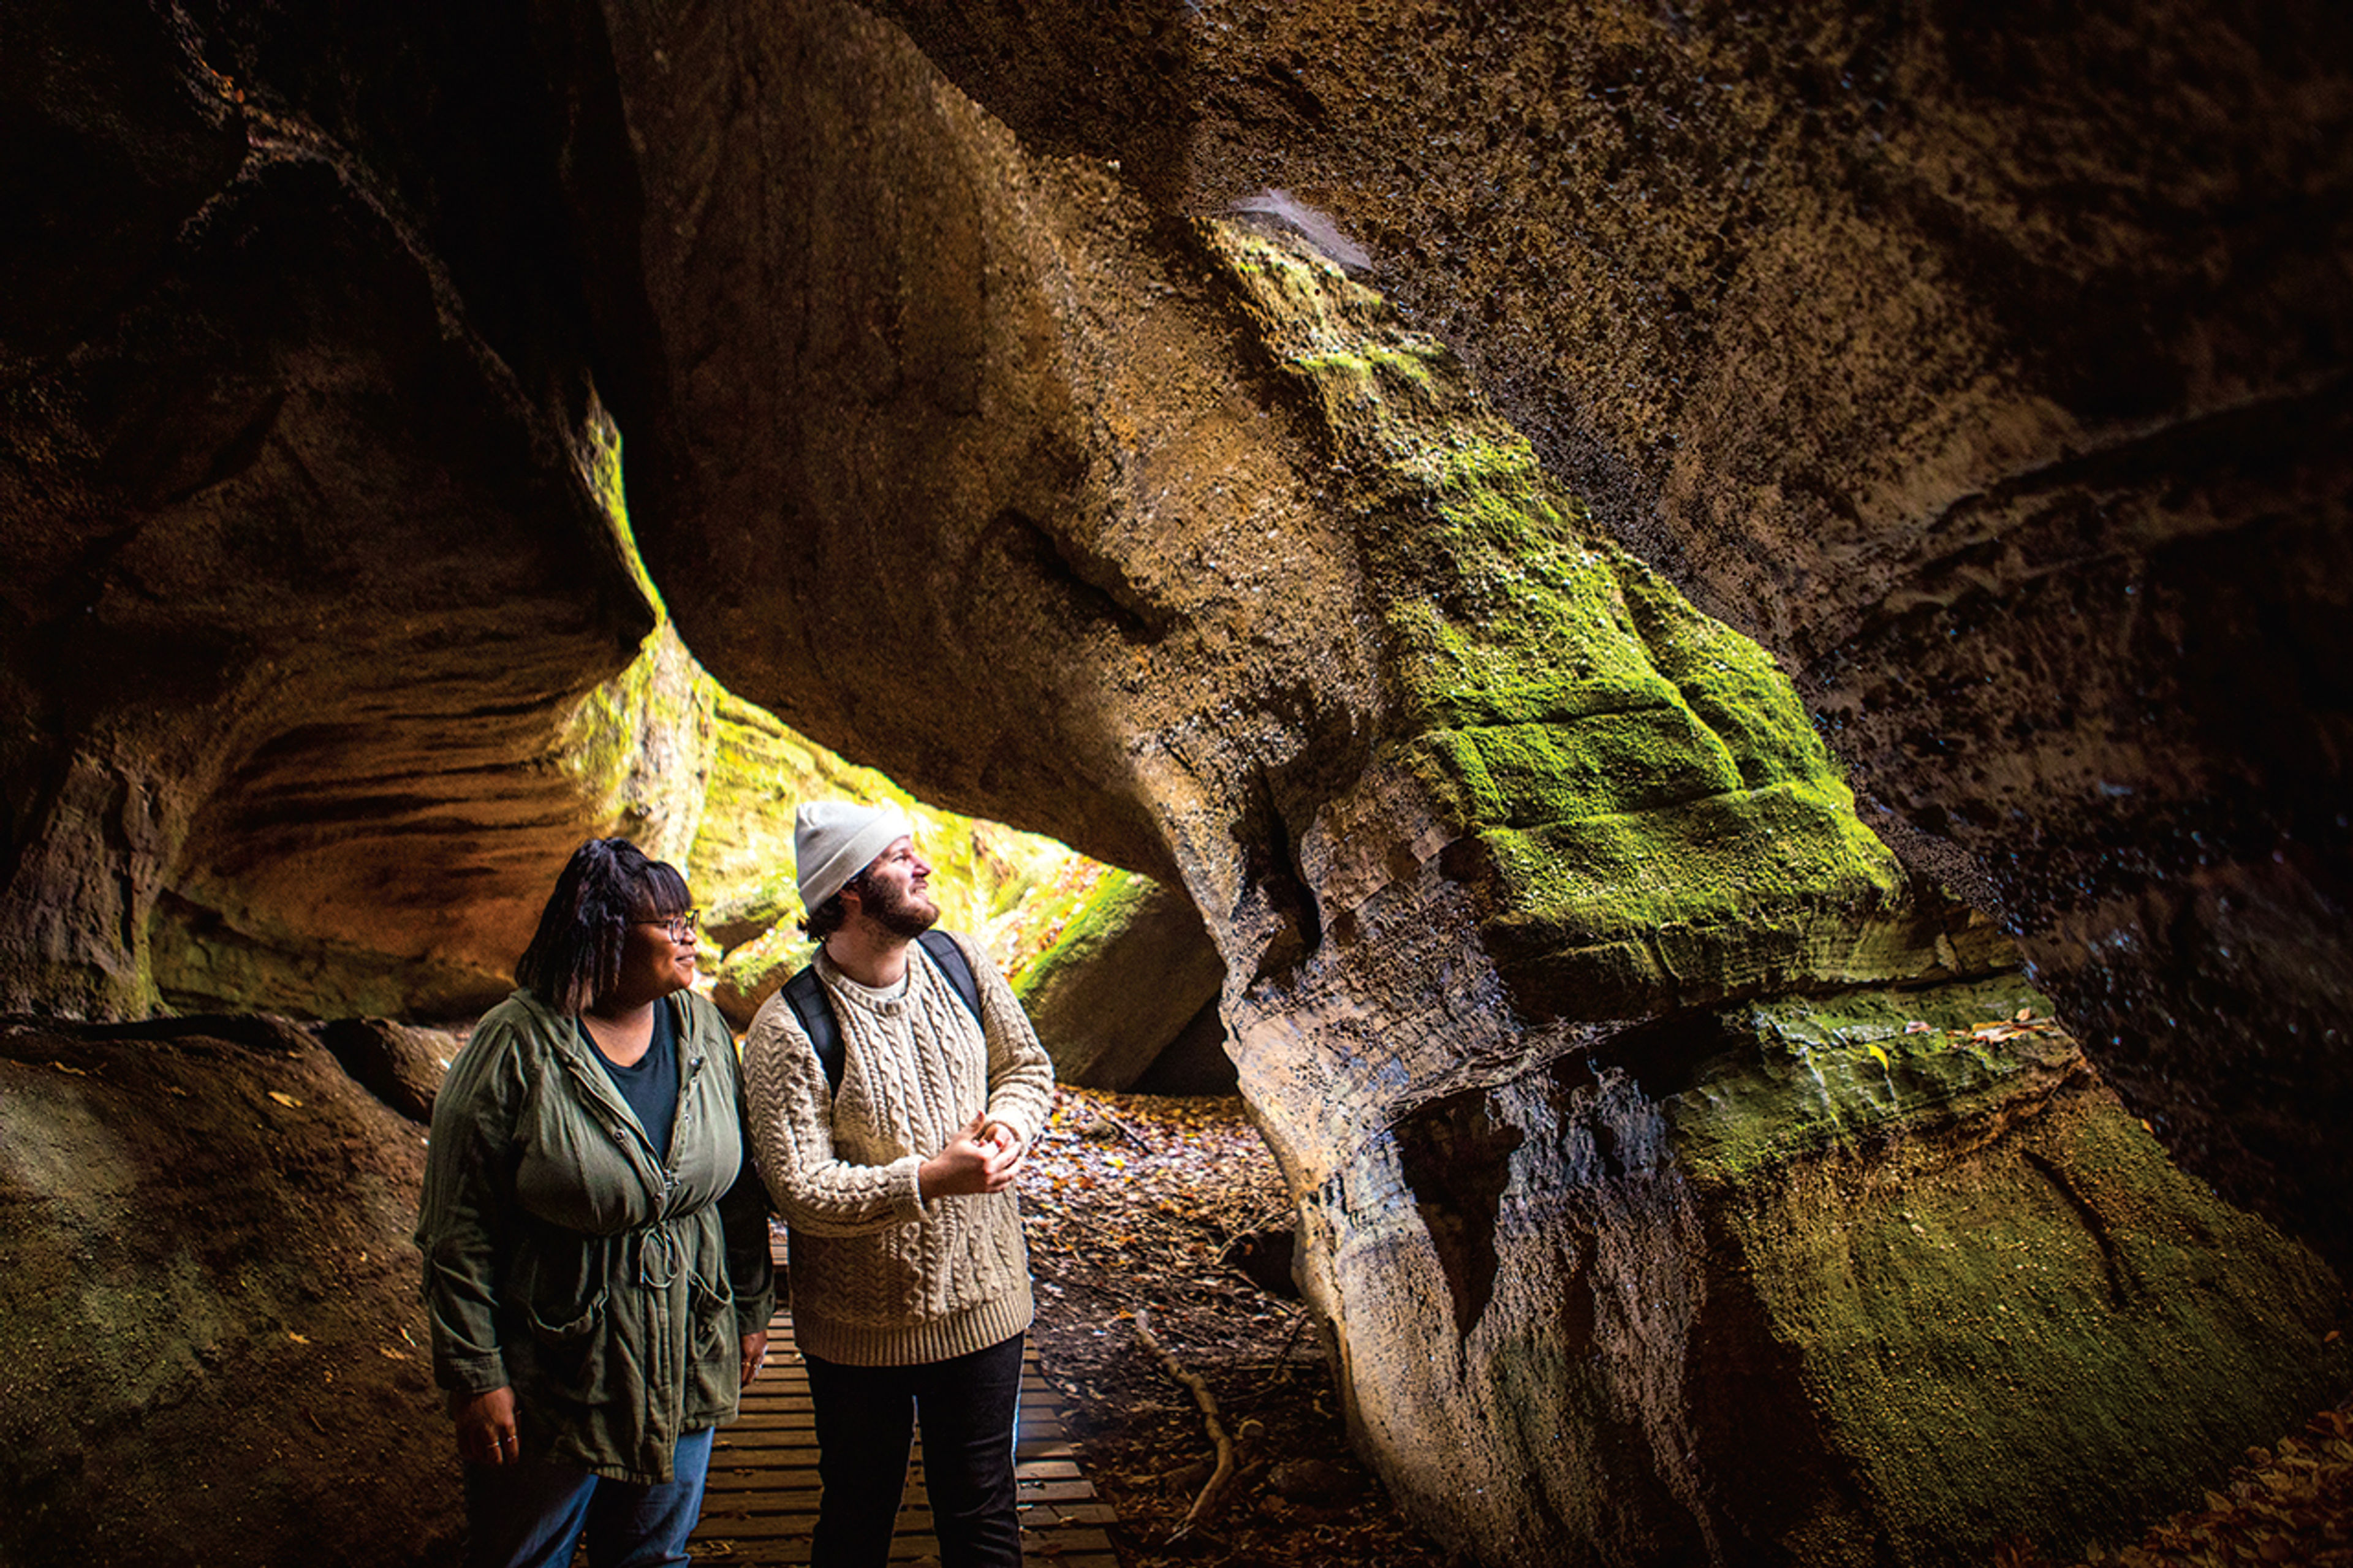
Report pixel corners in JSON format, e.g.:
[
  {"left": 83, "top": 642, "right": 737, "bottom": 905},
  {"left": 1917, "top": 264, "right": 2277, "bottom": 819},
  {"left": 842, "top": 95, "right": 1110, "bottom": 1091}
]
[{"left": 780, "top": 929, "right": 983, "bottom": 1093}]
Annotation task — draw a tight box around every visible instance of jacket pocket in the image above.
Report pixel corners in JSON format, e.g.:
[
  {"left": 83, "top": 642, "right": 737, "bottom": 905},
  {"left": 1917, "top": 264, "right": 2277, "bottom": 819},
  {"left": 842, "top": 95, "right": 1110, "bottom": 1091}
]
[
  {"left": 684, "top": 1268, "right": 737, "bottom": 1417},
  {"left": 526, "top": 1287, "right": 612, "bottom": 1408}
]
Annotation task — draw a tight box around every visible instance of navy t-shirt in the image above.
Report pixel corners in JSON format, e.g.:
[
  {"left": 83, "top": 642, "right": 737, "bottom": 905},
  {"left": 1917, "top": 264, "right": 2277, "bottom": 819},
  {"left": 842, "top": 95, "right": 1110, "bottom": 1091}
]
[{"left": 583, "top": 999, "right": 680, "bottom": 1164}]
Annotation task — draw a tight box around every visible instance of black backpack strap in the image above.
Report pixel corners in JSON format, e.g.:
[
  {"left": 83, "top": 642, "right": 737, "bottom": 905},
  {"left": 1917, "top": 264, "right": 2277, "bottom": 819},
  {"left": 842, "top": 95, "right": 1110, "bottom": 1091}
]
[
  {"left": 781, "top": 964, "right": 843, "bottom": 1093},
  {"left": 916, "top": 930, "right": 984, "bottom": 1028}
]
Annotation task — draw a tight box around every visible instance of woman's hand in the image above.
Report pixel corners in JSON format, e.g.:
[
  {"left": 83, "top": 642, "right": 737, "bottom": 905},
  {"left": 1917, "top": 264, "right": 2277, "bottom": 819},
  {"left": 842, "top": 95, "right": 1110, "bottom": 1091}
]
[
  {"left": 450, "top": 1385, "right": 520, "bottom": 1466},
  {"left": 919, "top": 1113, "right": 1021, "bottom": 1200},
  {"left": 740, "top": 1328, "right": 769, "bottom": 1389}
]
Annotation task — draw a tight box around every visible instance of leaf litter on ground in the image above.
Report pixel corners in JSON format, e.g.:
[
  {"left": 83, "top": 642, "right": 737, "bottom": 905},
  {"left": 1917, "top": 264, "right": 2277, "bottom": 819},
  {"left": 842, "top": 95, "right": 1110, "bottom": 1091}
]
[{"left": 1022, "top": 1085, "right": 1452, "bottom": 1568}]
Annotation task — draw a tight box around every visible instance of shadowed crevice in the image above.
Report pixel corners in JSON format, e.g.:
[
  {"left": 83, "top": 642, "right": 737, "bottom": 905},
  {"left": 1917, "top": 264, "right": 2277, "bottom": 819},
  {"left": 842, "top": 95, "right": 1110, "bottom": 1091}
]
[{"left": 1393, "top": 1084, "right": 1523, "bottom": 1343}]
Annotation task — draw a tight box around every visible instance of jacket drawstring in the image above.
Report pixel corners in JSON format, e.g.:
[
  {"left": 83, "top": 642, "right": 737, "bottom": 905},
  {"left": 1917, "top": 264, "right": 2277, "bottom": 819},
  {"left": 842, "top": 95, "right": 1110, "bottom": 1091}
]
[{"left": 638, "top": 1218, "right": 681, "bottom": 1289}]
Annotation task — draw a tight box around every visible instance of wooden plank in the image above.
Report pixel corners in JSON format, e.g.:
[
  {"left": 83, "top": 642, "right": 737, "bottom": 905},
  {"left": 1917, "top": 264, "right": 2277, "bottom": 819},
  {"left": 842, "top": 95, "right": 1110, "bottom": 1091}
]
[{"left": 694, "top": 1303, "right": 1117, "bottom": 1564}]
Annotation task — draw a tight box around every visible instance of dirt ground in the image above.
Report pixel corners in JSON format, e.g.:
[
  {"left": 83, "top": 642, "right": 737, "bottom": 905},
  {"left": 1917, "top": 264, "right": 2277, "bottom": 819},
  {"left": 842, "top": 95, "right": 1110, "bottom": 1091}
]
[
  {"left": 1021, "top": 1086, "right": 1456, "bottom": 1568},
  {"left": 1021, "top": 1086, "right": 2353, "bottom": 1568}
]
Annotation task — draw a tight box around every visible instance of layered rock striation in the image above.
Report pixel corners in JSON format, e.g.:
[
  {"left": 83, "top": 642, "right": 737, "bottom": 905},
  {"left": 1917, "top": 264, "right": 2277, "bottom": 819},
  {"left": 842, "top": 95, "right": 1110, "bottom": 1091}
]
[{"left": 3, "top": 4, "right": 2348, "bottom": 1566}]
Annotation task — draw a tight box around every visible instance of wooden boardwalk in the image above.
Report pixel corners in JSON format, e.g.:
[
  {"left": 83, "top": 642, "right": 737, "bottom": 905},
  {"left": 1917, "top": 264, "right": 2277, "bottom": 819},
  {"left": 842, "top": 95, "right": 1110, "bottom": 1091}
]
[{"left": 692, "top": 1268, "right": 1120, "bottom": 1566}]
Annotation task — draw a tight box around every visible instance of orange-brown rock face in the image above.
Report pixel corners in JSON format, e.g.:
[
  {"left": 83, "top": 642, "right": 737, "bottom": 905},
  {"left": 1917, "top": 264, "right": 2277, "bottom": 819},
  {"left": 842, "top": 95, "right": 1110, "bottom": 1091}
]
[{"left": 1, "top": 3, "right": 661, "bottom": 1018}]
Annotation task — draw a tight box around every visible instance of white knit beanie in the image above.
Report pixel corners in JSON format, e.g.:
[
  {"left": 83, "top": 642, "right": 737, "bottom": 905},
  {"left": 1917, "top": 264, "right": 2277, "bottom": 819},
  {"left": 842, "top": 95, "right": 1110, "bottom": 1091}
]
[{"left": 795, "top": 801, "right": 913, "bottom": 911}]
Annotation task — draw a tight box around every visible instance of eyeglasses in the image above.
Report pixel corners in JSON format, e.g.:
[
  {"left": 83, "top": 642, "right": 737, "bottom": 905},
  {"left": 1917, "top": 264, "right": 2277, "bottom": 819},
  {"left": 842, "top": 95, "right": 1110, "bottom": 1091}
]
[{"left": 635, "top": 911, "right": 701, "bottom": 942}]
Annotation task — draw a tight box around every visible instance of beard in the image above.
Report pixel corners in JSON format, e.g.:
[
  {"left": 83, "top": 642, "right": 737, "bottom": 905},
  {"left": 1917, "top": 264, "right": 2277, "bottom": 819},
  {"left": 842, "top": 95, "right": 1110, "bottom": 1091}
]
[{"left": 862, "top": 874, "right": 940, "bottom": 940}]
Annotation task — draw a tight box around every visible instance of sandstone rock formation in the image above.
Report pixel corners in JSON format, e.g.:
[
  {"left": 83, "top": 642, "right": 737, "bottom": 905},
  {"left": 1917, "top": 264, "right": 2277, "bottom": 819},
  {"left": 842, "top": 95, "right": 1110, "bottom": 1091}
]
[
  {"left": 1, "top": 2, "right": 670, "bottom": 1021},
  {"left": 4, "top": 2, "right": 2348, "bottom": 1566},
  {"left": 0, "top": 1015, "right": 457, "bottom": 1566},
  {"left": 860, "top": 0, "right": 2353, "bottom": 1268},
  {"left": 1011, "top": 868, "right": 1227, "bottom": 1089},
  {"left": 555, "top": 3, "right": 2347, "bottom": 1555}
]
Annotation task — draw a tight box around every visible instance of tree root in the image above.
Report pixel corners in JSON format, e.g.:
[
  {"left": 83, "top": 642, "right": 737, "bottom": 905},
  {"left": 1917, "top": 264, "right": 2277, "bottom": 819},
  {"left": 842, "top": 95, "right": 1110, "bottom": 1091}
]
[{"left": 1132, "top": 1307, "right": 1236, "bottom": 1538}]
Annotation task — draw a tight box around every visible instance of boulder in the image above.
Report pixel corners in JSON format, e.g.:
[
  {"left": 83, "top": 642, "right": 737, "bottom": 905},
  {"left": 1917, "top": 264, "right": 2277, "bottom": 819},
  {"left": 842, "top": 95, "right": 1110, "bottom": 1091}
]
[
  {"left": 1312, "top": 979, "right": 2346, "bottom": 1566},
  {"left": 0, "top": 1016, "right": 455, "bottom": 1567},
  {"left": 1013, "top": 870, "right": 1226, "bottom": 1090}
]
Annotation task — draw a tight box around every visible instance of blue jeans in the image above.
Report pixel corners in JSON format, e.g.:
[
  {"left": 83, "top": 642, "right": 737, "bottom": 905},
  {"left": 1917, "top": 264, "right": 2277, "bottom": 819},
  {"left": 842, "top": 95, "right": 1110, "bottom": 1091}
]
[
  {"left": 462, "top": 1426, "right": 714, "bottom": 1568},
  {"left": 803, "top": 1334, "right": 1025, "bottom": 1568}
]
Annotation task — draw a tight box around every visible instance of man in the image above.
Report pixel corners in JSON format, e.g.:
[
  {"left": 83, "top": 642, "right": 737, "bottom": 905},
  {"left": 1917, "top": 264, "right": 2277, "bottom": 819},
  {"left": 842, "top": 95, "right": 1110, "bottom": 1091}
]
[{"left": 742, "top": 801, "right": 1055, "bottom": 1568}]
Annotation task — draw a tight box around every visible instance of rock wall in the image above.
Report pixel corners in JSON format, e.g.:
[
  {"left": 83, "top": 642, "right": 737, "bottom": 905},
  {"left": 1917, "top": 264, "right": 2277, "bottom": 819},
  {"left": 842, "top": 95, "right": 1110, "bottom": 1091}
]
[
  {"left": 548, "top": 4, "right": 2347, "bottom": 1557},
  {"left": 4, "top": 3, "right": 2349, "bottom": 1566},
  {"left": 859, "top": 0, "right": 2353, "bottom": 1276},
  {"left": 1, "top": 1, "right": 671, "bottom": 1020}
]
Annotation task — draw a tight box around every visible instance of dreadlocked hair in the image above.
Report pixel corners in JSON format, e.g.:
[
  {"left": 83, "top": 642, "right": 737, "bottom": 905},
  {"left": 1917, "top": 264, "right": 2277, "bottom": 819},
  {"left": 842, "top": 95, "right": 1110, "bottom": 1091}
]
[{"left": 514, "top": 838, "right": 693, "bottom": 1015}]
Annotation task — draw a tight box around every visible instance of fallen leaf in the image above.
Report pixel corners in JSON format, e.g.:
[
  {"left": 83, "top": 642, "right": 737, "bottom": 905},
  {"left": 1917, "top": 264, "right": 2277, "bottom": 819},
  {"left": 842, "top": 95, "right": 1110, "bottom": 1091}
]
[
  {"left": 288, "top": 1331, "right": 311, "bottom": 1344},
  {"left": 1866, "top": 1044, "right": 1892, "bottom": 1071}
]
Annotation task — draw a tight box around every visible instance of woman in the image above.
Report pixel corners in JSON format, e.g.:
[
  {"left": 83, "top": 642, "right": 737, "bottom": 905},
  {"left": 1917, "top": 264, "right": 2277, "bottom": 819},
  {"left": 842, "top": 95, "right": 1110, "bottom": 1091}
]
[{"left": 416, "top": 838, "right": 775, "bottom": 1568}]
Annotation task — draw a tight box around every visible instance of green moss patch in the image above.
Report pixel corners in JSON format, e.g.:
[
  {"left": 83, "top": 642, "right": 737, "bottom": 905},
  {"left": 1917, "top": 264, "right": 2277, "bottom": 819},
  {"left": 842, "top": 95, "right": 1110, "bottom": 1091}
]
[
  {"left": 1010, "top": 867, "right": 1149, "bottom": 1006},
  {"left": 1412, "top": 706, "right": 1743, "bottom": 830},
  {"left": 1665, "top": 980, "right": 2078, "bottom": 1186},
  {"left": 1479, "top": 779, "right": 1903, "bottom": 949},
  {"left": 1714, "top": 1061, "right": 2348, "bottom": 1564},
  {"left": 1208, "top": 222, "right": 1938, "bottom": 1016}
]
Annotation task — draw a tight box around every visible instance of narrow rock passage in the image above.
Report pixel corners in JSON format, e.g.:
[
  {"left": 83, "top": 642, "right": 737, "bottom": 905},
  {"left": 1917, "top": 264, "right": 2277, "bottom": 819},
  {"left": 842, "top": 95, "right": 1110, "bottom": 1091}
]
[{"left": 691, "top": 1233, "right": 1121, "bottom": 1566}]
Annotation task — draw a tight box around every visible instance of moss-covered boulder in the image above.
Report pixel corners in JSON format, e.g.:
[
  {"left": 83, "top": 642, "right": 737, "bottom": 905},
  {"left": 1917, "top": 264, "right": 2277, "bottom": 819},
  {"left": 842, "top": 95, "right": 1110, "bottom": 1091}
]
[
  {"left": 1311, "top": 980, "right": 2347, "bottom": 1567},
  {"left": 1010, "top": 868, "right": 1226, "bottom": 1089},
  {"left": 1203, "top": 228, "right": 2344, "bottom": 1566}
]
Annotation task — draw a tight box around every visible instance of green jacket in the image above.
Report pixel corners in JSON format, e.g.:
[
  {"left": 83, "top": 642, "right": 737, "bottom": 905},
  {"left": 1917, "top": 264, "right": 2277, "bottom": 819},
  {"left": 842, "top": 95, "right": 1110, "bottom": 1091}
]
[{"left": 416, "top": 987, "right": 775, "bottom": 1483}]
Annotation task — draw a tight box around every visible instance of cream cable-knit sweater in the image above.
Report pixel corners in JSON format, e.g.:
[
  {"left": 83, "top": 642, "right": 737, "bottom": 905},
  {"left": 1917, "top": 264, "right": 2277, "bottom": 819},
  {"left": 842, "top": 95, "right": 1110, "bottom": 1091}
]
[{"left": 741, "top": 930, "right": 1055, "bottom": 1366}]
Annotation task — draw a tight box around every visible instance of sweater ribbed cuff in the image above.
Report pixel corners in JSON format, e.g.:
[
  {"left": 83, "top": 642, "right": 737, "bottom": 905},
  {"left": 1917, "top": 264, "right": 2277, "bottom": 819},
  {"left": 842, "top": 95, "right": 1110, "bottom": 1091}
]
[{"left": 891, "top": 1158, "right": 930, "bottom": 1225}]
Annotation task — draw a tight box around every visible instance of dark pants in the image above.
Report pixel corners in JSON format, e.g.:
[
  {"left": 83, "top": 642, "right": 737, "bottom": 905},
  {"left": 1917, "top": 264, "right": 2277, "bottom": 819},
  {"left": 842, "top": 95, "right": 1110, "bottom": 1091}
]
[{"left": 802, "top": 1333, "right": 1025, "bottom": 1568}]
